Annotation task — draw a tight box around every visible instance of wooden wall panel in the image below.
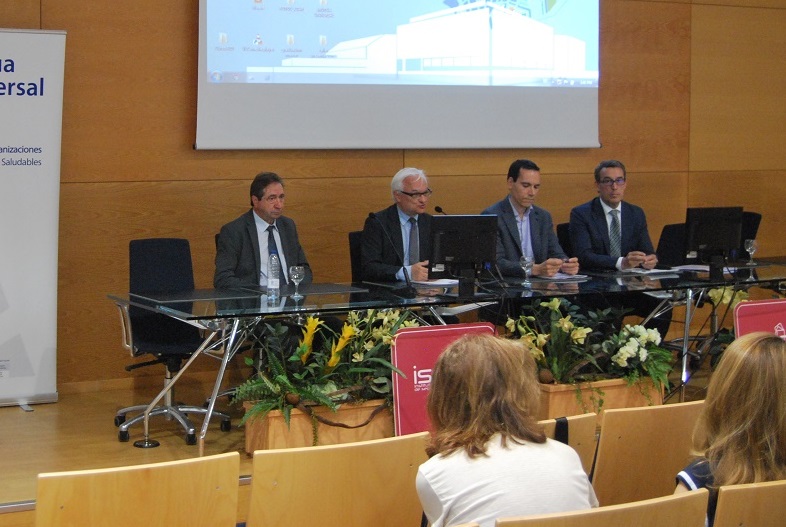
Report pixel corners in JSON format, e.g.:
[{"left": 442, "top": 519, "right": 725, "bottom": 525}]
[
  {"left": 0, "top": 1, "right": 39, "bottom": 28},
  {"left": 34, "top": 0, "right": 785, "bottom": 388},
  {"left": 690, "top": 4, "right": 786, "bottom": 171}
]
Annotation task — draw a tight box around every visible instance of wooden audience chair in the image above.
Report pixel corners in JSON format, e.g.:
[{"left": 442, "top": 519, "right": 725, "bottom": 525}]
[
  {"left": 591, "top": 400, "right": 704, "bottom": 506},
  {"left": 495, "top": 488, "right": 708, "bottom": 527},
  {"left": 713, "top": 479, "right": 786, "bottom": 527},
  {"left": 35, "top": 452, "right": 240, "bottom": 527},
  {"left": 538, "top": 413, "right": 597, "bottom": 475},
  {"left": 246, "top": 432, "right": 429, "bottom": 527}
]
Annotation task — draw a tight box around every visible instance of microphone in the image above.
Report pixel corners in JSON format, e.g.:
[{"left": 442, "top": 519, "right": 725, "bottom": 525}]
[
  {"left": 367, "top": 212, "right": 417, "bottom": 298},
  {"left": 434, "top": 206, "right": 447, "bottom": 215}
]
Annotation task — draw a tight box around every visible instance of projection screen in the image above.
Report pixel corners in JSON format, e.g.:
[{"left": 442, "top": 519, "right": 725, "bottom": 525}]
[{"left": 196, "top": 0, "right": 599, "bottom": 150}]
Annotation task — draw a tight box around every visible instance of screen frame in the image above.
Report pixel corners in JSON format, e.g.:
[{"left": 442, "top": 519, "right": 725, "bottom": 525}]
[
  {"left": 428, "top": 214, "right": 498, "bottom": 279},
  {"left": 685, "top": 206, "right": 744, "bottom": 262}
]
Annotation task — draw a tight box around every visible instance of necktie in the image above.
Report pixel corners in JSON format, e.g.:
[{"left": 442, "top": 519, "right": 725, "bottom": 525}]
[
  {"left": 267, "top": 225, "right": 286, "bottom": 284},
  {"left": 609, "top": 209, "right": 621, "bottom": 258},
  {"left": 408, "top": 217, "right": 419, "bottom": 265}
]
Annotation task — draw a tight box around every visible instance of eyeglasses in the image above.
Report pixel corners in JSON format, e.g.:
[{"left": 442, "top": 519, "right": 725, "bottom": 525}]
[
  {"left": 598, "top": 178, "right": 626, "bottom": 187},
  {"left": 397, "top": 188, "right": 433, "bottom": 199}
]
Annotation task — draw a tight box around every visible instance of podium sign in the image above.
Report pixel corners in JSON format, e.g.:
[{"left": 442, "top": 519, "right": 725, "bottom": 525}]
[
  {"left": 391, "top": 322, "right": 495, "bottom": 435},
  {"left": 734, "top": 299, "right": 786, "bottom": 339}
]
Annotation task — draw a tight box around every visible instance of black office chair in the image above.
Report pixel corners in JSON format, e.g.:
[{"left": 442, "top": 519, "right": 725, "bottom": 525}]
[
  {"left": 114, "top": 238, "right": 230, "bottom": 445},
  {"left": 656, "top": 223, "right": 687, "bottom": 267},
  {"left": 348, "top": 230, "right": 363, "bottom": 282},
  {"left": 556, "top": 222, "right": 573, "bottom": 257}
]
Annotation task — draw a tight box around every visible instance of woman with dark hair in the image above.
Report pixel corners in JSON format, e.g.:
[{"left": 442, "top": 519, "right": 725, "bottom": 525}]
[
  {"left": 675, "top": 331, "right": 786, "bottom": 527},
  {"left": 416, "top": 334, "right": 597, "bottom": 527}
]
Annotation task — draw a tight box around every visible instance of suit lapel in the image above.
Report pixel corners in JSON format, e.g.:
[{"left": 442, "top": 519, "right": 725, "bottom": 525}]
[
  {"left": 246, "top": 211, "right": 262, "bottom": 274},
  {"left": 591, "top": 198, "right": 611, "bottom": 254},
  {"left": 500, "top": 200, "right": 522, "bottom": 255}
]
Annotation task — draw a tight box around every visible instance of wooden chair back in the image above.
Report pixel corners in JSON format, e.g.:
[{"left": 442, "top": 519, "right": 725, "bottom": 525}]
[
  {"left": 246, "top": 431, "right": 429, "bottom": 527},
  {"left": 538, "top": 413, "right": 597, "bottom": 475},
  {"left": 495, "top": 488, "right": 708, "bottom": 527},
  {"left": 35, "top": 452, "right": 240, "bottom": 527},
  {"left": 591, "top": 400, "right": 704, "bottom": 505},
  {"left": 713, "top": 479, "right": 786, "bottom": 527}
]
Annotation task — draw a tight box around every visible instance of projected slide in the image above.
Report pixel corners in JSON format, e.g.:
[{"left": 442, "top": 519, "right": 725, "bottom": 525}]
[{"left": 206, "top": 0, "right": 598, "bottom": 87}]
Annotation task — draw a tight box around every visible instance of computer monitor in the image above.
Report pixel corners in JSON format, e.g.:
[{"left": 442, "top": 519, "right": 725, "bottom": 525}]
[
  {"left": 685, "top": 206, "right": 743, "bottom": 278},
  {"left": 428, "top": 214, "right": 497, "bottom": 295}
]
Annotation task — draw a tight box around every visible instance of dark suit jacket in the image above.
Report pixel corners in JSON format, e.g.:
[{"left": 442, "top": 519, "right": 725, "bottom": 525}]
[
  {"left": 569, "top": 198, "right": 654, "bottom": 271},
  {"left": 214, "top": 210, "right": 312, "bottom": 289},
  {"left": 481, "top": 199, "right": 567, "bottom": 277},
  {"left": 360, "top": 204, "right": 432, "bottom": 282}
]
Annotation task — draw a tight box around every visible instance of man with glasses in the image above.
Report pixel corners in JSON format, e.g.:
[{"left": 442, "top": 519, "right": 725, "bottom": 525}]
[
  {"left": 214, "top": 171, "right": 312, "bottom": 289},
  {"left": 361, "top": 167, "right": 433, "bottom": 282},
  {"left": 569, "top": 160, "right": 669, "bottom": 335},
  {"left": 482, "top": 159, "right": 579, "bottom": 278},
  {"left": 569, "top": 159, "right": 657, "bottom": 270}
]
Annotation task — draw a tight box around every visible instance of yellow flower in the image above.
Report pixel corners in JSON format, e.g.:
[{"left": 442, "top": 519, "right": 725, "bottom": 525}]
[
  {"left": 557, "top": 316, "right": 574, "bottom": 332},
  {"left": 571, "top": 326, "right": 592, "bottom": 344},
  {"left": 298, "top": 316, "right": 323, "bottom": 364},
  {"left": 541, "top": 298, "right": 562, "bottom": 311},
  {"left": 326, "top": 323, "right": 356, "bottom": 369}
]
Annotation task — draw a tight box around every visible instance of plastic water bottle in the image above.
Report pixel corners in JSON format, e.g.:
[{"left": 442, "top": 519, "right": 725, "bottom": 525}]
[{"left": 267, "top": 253, "right": 280, "bottom": 301}]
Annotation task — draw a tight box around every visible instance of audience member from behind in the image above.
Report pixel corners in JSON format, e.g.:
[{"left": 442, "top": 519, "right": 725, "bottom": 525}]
[
  {"left": 675, "top": 332, "right": 786, "bottom": 527},
  {"left": 417, "top": 334, "right": 597, "bottom": 527}
]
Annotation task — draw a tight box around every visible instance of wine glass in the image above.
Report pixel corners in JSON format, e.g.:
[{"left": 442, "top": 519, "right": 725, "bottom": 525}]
[
  {"left": 289, "top": 265, "right": 305, "bottom": 300},
  {"left": 519, "top": 256, "right": 534, "bottom": 287},
  {"left": 744, "top": 239, "right": 758, "bottom": 266}
]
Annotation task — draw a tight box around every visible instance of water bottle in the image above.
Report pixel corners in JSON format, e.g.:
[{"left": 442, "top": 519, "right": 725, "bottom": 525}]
[{"left": 267, "top": 253, "right": 280, "bottom": 301}]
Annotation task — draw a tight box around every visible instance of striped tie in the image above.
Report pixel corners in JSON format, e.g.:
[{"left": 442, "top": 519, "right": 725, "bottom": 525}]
[{"left": 609, "top": 209, "right": 621, "bottom": 258}]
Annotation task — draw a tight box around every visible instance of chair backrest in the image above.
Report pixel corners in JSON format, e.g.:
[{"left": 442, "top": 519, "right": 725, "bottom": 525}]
[
  {"left": 495, "top": 488, "right": 708, "bottom": 527},
  {"left": 713, "top": 479, "right": 786, "bottom": 527},
  {"left": 556, "top": 222, "right": 572, "bottom": 257},
  {"left": 246, "top": 432, "right": 429, "bottom": 527},
  {"left": 128, "top": 238, "right": 202, "bottom": 354},
  {"left": 591, "top": 400, "right": 704, "bottom": 506},
  {"left": 348, "top": 230, "right": 363, "bottom": 282},
  {"left": 35, "top": 452, "right": 240, "bottom": 527},
  {"left": 538, "top": 413, "right": 597, "bottom": 475},
  {"left": 656, "top": 223, "right": 687, "bottom": 267}
]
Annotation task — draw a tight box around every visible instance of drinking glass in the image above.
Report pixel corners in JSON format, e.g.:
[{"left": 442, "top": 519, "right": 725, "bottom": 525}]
[
  {"left": 744, "top": 239, "right": 758, "bottom": 266},
  {"left": 289, "top": 265, "right": 305, "bottom": 300},
  {"left": 519, "top": 256, "right": 534, "bottom": 287}
]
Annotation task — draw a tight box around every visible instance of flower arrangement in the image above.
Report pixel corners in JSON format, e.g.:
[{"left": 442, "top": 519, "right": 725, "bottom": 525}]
[
  {"left": 234, "top": 308, "right": 418, "bottom": 427},
  {"left": 506, "top": 298, "right": 672, "bottom": 393}
]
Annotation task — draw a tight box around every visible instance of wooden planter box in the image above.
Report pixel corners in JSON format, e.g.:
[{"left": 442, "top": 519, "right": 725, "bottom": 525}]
[
  {"left": 243, "top": 399, "right": 394, "bottom": 454},
  {"left": 538, "top": 378, "right": 662, "bottom": 425}
]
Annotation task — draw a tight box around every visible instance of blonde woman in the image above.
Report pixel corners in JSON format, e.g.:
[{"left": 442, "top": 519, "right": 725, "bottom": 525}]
[
  {"left": 417, "top": 334, "right": 597, "bottom": 527},
  {"left": 676, "top": 331, "right": 786, "bottom": 527}
]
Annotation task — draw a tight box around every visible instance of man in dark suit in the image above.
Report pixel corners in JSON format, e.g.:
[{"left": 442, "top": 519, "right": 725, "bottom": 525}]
[
  {"left": 482, "top": 159, "right": 579, "bottom": 278},
  {"left": 569, "top": 160, "right": 669, "bottom": 335},
  {"left": 361, "top": 167, "right": 433, "bottom": 282},
  {"left": 214, "top": 172, "right": 312, "bottom": 289}
]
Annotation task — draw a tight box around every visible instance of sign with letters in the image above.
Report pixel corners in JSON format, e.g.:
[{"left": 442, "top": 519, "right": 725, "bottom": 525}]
[
  {"left": 734, "top": 299, "right": 786, "bottom": 339},
  {"left": 0, "top": 29, "right": 66, "bottom": 405},
  {"left": 391, "top": 322, "right": 495, "bottom": 435}
]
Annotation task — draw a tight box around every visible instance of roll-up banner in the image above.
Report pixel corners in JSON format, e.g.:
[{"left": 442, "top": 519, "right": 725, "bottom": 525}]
[{"left": 0, "top": 29, "right": 66, "bottom": 406}]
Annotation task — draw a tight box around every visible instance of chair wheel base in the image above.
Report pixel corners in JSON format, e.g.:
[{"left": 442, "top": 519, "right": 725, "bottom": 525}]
[
  {"left": 114, "top": 415, "right": 126, "bottom": 426},
  {"left": 134, "top": 438, "right": 161, "bottom": 448},
  {"left": 220, "top": 419, "right": 231, "bottom": 432},
  {"left": 118, "top": 430, "right": 130, "bottom": 442}
]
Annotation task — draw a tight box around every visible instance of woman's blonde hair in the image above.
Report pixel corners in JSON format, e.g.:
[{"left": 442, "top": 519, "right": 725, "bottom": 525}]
[
  {"left": 425, "top": 333, "right": 545, "bottom": 458},
  {"left": 694, "top": 331, "right": 786, "bottom": 486}
]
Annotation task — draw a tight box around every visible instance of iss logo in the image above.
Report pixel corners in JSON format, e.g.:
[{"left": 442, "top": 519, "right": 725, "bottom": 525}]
[{"left": 412, "top": 365, "right": 432, "bottom": 392}]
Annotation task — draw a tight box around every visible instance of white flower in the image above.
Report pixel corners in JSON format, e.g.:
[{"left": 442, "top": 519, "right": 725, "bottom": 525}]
[
  {"left": 646, "top": 328, "right": 661, "bottom": 346},
  {"left": 612, "top": 351, "right": 629, "bottom": 367},
  {"left": 639, "top": 347, "right": 648, "bottom": 362}
]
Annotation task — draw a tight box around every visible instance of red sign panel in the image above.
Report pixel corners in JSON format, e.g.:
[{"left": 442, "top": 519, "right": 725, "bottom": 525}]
[
  {"left": 734, "top": 299, "right": 786, "bottom": 339},
  {"left": 391, "top": 322, "right": 496, "bottom": 436}
]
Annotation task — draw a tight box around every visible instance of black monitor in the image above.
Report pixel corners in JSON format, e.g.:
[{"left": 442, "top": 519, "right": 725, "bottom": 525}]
[
  {"left": 685, "top": 206, "right": 743, "bottom": 278},
  {"left": 428, "top": 214, "right": 497, "bottom": 296}
]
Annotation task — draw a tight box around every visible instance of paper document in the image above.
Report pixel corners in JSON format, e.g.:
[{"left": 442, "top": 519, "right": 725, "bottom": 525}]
[
  {"left": 622, "top": 268, "right": 679, "bottom": 275},
  {"left": 542, "top": 272, "right": 588, "bottom": 281},
  {"left": 412, "top": 278, "right": 459, "bottom": 286}
]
